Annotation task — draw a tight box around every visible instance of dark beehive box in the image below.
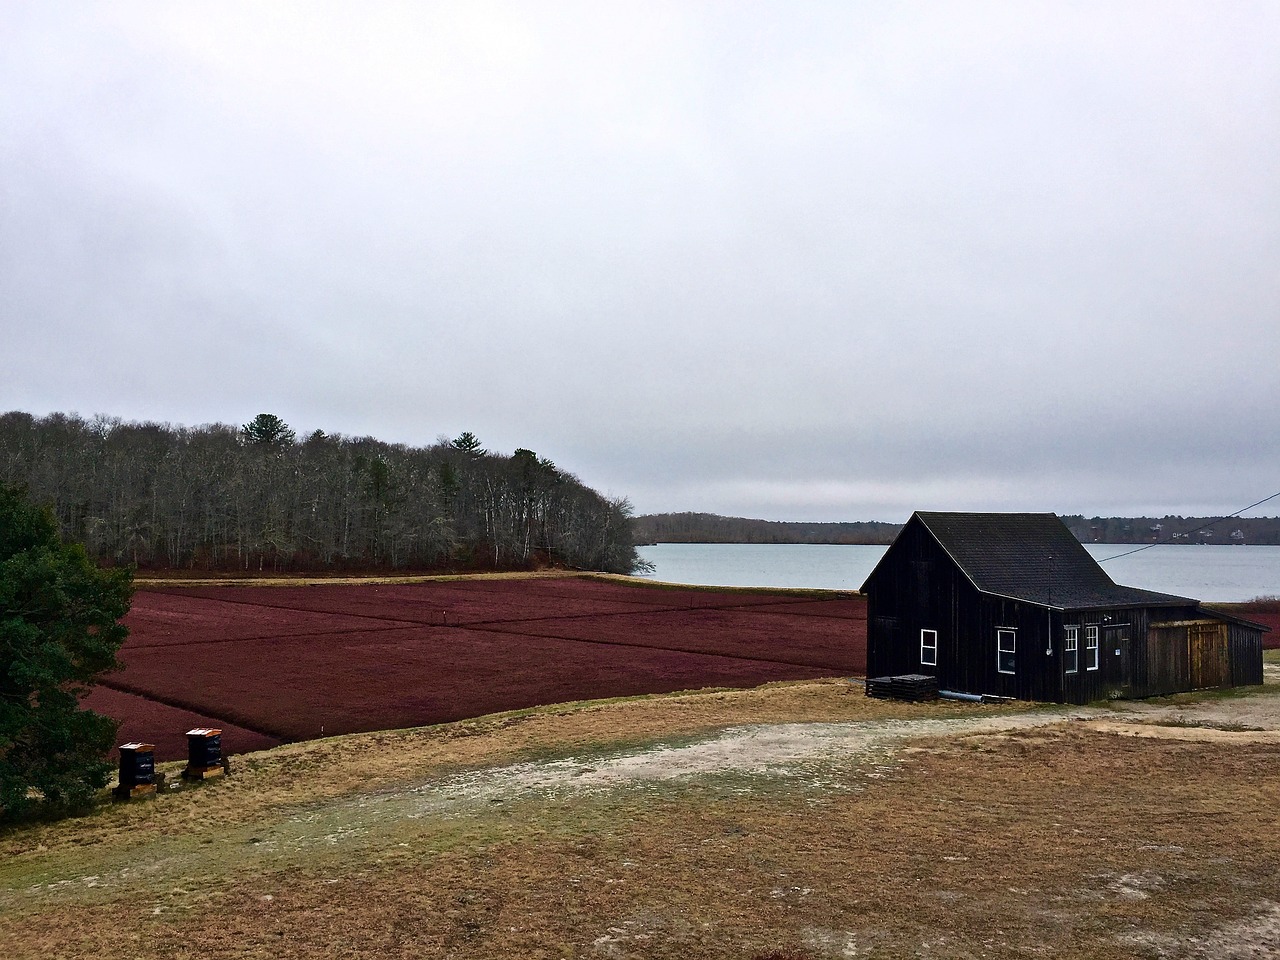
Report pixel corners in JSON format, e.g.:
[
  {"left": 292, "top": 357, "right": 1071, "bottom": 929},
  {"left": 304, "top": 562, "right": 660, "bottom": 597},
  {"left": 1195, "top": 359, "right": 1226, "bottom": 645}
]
[
  {"left": 182, "top": 728, "right": 224, "bottom": 780},
  {"left": 113, "top": 742, "right": 157, "bottom": 800}
]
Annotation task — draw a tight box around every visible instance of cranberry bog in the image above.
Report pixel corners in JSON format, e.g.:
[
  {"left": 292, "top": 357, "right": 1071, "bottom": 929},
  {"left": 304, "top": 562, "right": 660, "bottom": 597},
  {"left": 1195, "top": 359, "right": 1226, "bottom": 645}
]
[
  {"left": 101, "top": 576, "right": 867, "bottom": 759},
  {"left": 81, "top": 686, "right": 282, "bottom": 761}
]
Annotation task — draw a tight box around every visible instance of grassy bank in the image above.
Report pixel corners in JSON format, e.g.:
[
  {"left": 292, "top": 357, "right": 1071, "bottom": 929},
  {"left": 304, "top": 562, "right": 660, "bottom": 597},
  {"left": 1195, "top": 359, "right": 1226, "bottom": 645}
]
[{"left": 4, "top": 678, "right": 1279, "bottom": 958}]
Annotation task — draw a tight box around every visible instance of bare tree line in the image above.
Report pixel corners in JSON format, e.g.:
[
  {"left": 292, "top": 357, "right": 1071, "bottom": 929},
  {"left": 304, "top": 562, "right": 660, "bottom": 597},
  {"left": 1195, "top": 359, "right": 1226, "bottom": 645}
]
[
  {"left": 633, "top": 513, "right": 902, "bottom": 544},
  {"left": 0, "top": 411, "right": 646, "bottom": 575}
]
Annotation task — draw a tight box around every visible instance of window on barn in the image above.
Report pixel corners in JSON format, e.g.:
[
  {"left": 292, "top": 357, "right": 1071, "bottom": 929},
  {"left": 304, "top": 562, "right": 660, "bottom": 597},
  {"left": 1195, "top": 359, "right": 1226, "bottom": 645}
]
[
  {"left": 1064, "top": 626, "right": 1079, "bottom": 673},
  {"left": 997, "top": 628, "right": 1016, "bottom": 674},
  {"left": 1085, "top": 626, "right": 1100, "bottom": 670},
  {"left": 920, "top": 629, "right": 937, "bottom": 666}
]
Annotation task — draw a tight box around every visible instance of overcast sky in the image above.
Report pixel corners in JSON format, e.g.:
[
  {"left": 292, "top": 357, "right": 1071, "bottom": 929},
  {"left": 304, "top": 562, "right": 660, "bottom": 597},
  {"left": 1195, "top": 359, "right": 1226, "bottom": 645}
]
[{"left": 3, "top": 2, "right": 1277, "bottom": 522}]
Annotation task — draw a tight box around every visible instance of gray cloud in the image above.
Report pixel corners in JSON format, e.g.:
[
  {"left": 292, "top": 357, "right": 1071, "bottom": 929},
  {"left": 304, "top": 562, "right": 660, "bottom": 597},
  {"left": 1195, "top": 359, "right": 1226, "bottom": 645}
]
[{"left": 3, "top": 1, "right": 1278, "bottom": 522}]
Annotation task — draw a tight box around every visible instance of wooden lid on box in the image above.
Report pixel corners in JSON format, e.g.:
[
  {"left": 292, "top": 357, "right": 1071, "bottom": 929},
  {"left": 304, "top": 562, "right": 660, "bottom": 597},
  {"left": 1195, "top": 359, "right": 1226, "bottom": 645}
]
[
  {"left": 186, "top": 728, "right": 222, "bottom": 737},
  {"left": 119, "top": 742, "right": 155, "bottom": 752}
]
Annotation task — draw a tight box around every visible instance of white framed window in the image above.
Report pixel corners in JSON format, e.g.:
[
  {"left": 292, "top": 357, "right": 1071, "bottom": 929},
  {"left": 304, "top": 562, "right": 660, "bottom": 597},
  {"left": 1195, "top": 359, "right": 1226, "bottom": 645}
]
[
  {"left": 920, "top": 629, "right": 938, "bottom": 666},
  {"left": 1085, "top": 626, "right": 1100, "bottom": 670},
  {"left": 1064, "top": 626, "right": 1079, "bottom": 674},
  {"left": 997, "top": 627, "right": 1016, "bottom": 674}
]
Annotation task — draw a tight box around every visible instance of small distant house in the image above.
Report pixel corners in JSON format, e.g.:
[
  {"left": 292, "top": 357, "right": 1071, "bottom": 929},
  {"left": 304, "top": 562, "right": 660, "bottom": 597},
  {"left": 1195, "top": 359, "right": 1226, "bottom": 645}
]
[{"left": 861, "top": 512, "right": 1267, "bottom": 704}]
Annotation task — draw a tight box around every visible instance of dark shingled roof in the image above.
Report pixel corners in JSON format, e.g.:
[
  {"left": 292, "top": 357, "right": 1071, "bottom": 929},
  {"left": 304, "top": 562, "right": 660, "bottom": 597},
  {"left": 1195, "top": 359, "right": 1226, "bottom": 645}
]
[{"left": 907, "top": 512, "right": 1197, "bottom": 610}]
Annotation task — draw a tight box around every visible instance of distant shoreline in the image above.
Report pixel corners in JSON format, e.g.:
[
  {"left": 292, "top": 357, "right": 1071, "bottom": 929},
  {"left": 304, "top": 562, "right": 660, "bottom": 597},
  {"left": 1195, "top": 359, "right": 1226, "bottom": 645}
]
[{"left": 633, "top": 512, "right": 1280, "bottom": 547}]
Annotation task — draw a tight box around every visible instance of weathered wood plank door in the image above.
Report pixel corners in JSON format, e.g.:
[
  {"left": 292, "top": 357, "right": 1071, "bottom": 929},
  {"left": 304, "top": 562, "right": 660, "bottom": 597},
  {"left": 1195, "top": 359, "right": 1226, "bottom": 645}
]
[
  {"left": 1147, "top": 623, "right": 1190, "bottom": 696},
  {"left": 1189, "top": 621, "right": 1229, "bottom": 689},
  {"left": 1103, "top": 627, "right": 1132, "bottom": 698}
]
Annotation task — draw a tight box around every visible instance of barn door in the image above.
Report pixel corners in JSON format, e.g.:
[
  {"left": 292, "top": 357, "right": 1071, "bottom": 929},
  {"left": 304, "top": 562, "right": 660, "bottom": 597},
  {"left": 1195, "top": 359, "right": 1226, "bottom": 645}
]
[
  {"left": 870, "top": 616, "right": 900, "bottom": 676},
  {"left": 1146, "top": 623, "right": 1190, "bottom": 696},
  {"left": 1104, "top": 627, "right": 1132, "bottom": 697},
  {"left": 1189, "top": 621, "right": 1229, "bottom": 689}
]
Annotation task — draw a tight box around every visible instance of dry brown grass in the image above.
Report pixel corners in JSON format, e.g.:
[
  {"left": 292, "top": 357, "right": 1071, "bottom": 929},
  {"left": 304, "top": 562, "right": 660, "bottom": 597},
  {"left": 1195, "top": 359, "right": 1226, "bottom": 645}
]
[
  {"left": 0, "top": 679, "right": 983, "bottom": 862},
  {"left": 3, "top": 682, "right": 1278, "bottom": 959}
]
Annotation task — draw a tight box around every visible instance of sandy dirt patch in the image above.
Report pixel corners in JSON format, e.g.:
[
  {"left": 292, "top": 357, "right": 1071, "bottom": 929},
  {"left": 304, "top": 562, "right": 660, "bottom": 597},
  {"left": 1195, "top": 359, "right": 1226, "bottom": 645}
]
[
  {"left": 1079, "top": 720, "right": 1280, "bottom": 743},
  {"left": 407, "top": 709, "right": 1098, "bottom": 801},
  {"left": 1101, "top": 680, "right": 1280, "bottom": 733}
]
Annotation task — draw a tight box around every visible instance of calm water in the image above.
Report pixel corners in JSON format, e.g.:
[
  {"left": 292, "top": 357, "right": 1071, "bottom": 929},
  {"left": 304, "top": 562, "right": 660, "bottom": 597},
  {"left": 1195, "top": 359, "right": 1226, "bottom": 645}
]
[{"left": 636, "top": 542, "right": 1280, "bottom": 602}]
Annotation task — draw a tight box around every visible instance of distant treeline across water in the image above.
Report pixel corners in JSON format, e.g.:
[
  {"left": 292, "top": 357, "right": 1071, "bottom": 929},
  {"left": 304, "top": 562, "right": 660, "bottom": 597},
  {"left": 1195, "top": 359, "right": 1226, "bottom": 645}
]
[
  {"left": 634, "top": 513, "right": 901, "bottom": 545},
  {"left": 634, "top": 512, "right": 1280, "bottom": 546}
]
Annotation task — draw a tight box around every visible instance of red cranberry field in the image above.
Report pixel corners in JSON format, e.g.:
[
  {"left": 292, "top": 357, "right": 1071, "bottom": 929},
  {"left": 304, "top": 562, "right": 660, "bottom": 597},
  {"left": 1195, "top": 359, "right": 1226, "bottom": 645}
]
[
  {"left": 96, "top": 576, "right": 868, "bottom": 759},
  {"left": 1241, "top": 605, "right": 1280, "bottom": 648}
]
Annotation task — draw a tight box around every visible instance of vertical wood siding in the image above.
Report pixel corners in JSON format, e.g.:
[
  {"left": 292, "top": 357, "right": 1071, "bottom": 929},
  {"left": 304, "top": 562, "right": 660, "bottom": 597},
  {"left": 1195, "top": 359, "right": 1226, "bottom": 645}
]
[{"left": 1229, "top": 623, "right": 1264, "bottom": 686}]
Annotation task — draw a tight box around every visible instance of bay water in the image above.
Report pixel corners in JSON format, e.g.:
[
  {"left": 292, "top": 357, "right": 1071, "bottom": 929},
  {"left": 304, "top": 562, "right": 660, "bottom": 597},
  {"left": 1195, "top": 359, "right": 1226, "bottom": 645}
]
[{"left": 636, "top": 542, "right": 1280, "bottom": 603}]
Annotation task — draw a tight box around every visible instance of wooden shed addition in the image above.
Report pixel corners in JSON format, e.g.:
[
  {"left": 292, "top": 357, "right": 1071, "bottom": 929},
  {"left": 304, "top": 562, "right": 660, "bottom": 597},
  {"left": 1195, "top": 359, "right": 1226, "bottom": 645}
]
[{"left": 861, "top": 512, "right": 1267, "bottom": 704}]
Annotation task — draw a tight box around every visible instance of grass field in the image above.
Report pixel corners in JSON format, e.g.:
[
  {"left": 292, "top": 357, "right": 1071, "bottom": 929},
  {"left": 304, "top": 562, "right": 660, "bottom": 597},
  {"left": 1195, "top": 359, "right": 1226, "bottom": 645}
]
[{"left": 4, "top": 674, "right": 1279, "bottom": 959}]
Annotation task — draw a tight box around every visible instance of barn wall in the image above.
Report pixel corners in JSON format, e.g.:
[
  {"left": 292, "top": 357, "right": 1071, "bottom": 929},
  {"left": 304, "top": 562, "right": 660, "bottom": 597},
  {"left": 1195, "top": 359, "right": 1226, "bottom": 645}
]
[
  {"left": 963, "top": 600, "right": 1200, "bottom": 704},
  {"left": 866, "top": 518, "right": 1063, "bottom": 699},
  {"left": 975, "top": 596, "right": 1056, "bottom": 701},
  {"left": 1058, "top": 611, "right": 1118, "bottom": 704},
  {"left": 865, "top": 516, "right": 973, "bottom": 682},
  {"left": 1063, "top": 605, "right": 1198, "bottom": 702},
  {"left": 1228, "top": 622, "right": 1264, "bottom": 686}
]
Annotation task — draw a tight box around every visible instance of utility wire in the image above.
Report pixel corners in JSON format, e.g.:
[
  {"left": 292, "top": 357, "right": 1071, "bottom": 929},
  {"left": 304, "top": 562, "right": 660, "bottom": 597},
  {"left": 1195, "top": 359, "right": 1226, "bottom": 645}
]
[{"left": 1096, "top": 489, "right": 1280, "bottom": 563}]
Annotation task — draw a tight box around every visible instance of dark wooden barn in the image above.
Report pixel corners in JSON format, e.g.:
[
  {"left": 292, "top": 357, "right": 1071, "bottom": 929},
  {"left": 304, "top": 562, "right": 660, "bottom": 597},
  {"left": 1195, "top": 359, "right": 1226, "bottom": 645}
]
[{"left": 861, "top": 512, "right": 1267, "bottom": 704}]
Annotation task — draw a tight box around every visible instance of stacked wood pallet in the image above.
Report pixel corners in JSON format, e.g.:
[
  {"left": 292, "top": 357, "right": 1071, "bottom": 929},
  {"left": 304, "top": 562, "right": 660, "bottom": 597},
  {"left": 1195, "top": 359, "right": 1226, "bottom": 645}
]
[{"left": 865, "top": 673, "right": 939, "bottom": 702}]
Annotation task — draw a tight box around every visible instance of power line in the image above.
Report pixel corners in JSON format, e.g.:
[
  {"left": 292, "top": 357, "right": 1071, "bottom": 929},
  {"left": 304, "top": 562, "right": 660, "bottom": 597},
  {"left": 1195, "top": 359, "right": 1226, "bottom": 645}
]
[{"left": 1096, "top": 489, "right": 1280, "bottom": 563}]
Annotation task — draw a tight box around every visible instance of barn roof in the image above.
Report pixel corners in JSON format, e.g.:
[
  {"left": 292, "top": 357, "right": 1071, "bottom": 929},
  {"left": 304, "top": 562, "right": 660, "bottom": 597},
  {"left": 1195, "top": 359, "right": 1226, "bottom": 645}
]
[{"left": 870, "top": 511, "right": 1198, "bottom": 610}]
